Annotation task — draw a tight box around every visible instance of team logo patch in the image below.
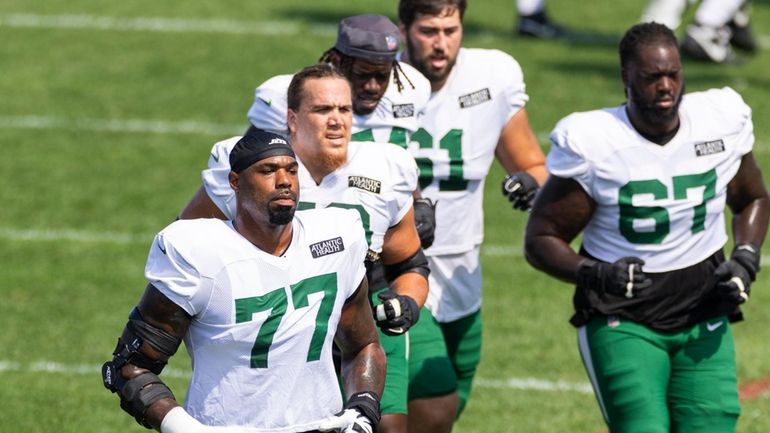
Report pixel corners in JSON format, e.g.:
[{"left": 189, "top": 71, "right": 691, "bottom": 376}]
[
  {"left": 348, "top": 176, "right": 382, "bottom": 194},
  {"left": 458, "top": 88, "right": 491, "bottom": 108},
  {"left": 393, "top": 103, "right": 415, "bottom": 118},
  {"left": 309, "top": 237, "right": 345, "bottom": 258},
  {"left": 385, "top": 35, "right": 399, "bottom": 51},
  {"left": 694, "top": 139, "right": 725, "bottom": 157}
]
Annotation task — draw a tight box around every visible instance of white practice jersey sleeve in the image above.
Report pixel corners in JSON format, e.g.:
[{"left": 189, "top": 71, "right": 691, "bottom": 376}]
[
  {"left": 246, "top": 74, "right": 293, "bottom": 136},
  {"left": 407, "top": 48, "right": 528, "bottom": 255},
  {"left": 201, "top": 136, "right": 241, "bottom": 220},
  {"left": 144, "top": 210, "right": 367, "bottom": 432},
  {"left": 548, "top": 87, "right": 753, "bottom": 272}
]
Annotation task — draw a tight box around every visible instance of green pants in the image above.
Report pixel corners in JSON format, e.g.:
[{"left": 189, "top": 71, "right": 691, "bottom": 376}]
[
  {"left": 578, "top": 315, "right": 740, "bottom": 433},
  {"left": 408, "top": 309, "right": 482, "bottom": 417}
]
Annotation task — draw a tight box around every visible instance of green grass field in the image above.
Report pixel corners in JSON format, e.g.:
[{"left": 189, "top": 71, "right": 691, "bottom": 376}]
[{"left": 1, "top": 1, "right": 769, "bottom": 432}]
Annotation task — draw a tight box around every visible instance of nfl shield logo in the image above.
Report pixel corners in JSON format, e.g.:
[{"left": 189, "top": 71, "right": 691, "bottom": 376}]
[
  {"left": 386, "top": 35, "right": 398, "bottom": 51},
  {"left": 607, "top": 315, "right": 621, "bottom": 328}
]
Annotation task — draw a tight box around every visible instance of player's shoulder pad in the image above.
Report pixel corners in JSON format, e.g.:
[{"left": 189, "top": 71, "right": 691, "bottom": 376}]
[
  {"left": 685, "top": 86, "right": 751, "bottom": 127},
  {"left": 460, "top": 47, "right": 524, "bottom": 80},
  {"left": 550, "top": 107, "right": 624, "bottom": 158},
  {"left": 154, "top": 219, "right": 233, "bottom": 261}
]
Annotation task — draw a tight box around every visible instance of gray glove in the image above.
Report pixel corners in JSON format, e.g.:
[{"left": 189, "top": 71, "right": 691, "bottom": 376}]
[
  {"left": 413, "top": 197, "right": 436, "bottom": 249},
  {"left": 502, "top": 171, "right": 539, "bottom": 211}
]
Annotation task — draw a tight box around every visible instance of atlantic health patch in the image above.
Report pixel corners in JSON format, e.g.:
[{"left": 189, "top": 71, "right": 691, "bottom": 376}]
[
  {"left": 694, "top": 139, "right": 725, "bottom": 157},
  {"left": 458, "top": 88, "right": 491, "bottom": 109},
  {"left": 392, "top": 103, "right": 415, "bottom": 118},
  {"left": 309, "top": 237, "right": 345, "bottom": 258},
  {"left": 348, "top": 176, "right": 382, "bottom": 194}
]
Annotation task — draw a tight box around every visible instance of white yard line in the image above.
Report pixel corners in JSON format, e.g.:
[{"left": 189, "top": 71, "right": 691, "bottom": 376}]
[
  {"left": 0, "top": 13, "right": 335, "bottom": 36},
  {"left": 0, "top": 115, "right": 243, "bottom": 136},
  {"left": 0, "top": 359, "right": 591, "bottom": 393},
  {"left": 2, "top": 226, "right": 769, "bottom": 266}
]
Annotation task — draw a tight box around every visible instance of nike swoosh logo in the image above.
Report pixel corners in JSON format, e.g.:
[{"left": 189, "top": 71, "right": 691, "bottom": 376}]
[
  {"left": 706, "top": 321, "right": 723, "bottom": 332},
  {"left": 211, "top": 153, "right": 219, "bottom": 162},
  {"left": 157, "top": 237, "right": 167, "bottom": 255},
  {"left": 258, "top": 96, "right": 272, "bottom": 106}
]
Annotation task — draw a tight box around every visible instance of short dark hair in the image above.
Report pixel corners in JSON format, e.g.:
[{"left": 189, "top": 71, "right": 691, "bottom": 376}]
[
  {"left": 398, "top": 0, "right": 467, "bottom": 29},
  {"left": 619, "top": 22, "right": 679, "bottom": 69},
  {"left": 286, "top": 63, "right": 350, "bottom": 112}
]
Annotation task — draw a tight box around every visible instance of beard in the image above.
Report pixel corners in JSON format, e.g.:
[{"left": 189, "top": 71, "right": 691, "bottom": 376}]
[
  {"left": 267, "top": 188, "right": 297, "bottom": 225},
  {"left": 630, "top": 83, "right": 685, "bottom": 127},
  {"left": 316, "top": 147, "right": 347, "bottom": 174},
  {"left": 268, "top": 205, "right": 295, "bottom": 225},
  {"left": 406, "top": 37, "right": 456, "bottom": 85}
]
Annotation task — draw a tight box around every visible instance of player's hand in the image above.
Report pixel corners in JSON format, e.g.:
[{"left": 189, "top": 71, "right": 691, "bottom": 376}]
[
  {"left": 501, "top": 171, "right": 539, "bottom": 211},
  {"left": 318, "top": 391, "right": 380, "bottom": 433},
  {"left": 576, "top": 257, "right": 652, "bottom": 298},
  {"left": 413, "top": 197, "right": 436, "bottom": 249},
  {"left": 714, "top": 244, "right": 760, "bottom": 304},
  {"left": 374, "top": 291, "right": 420, "bottom": 336}
]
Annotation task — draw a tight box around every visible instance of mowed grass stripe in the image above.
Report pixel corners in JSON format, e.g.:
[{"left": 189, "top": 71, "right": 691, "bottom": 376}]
[
  {"left": 0, "top": 13, "right": 336, "bottom": 36},
  {"left": 1, "top": 115, "right": 768, "bottom": 156},
  {"left": 0, "top": 115, "right": 243, "bottom": 136},
  {"left": 0, "top": 359, "right": 591, "bottom": 393},
  {"left": 2, "top": 13, "right": 769, "bottom": 50},
  {"left": 3, "top": 226, "right": 770, "bottom": 266}
]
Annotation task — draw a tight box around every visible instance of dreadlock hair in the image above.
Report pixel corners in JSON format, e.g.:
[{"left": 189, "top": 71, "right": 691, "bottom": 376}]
[
  {"left": 619, "top": 22, "right": 679, "bottom": 70},
  {"left": 318, "top": 48, "right": 414, "bottom": 94},
  {"left": 287, "top": 63, "right": 349, "bottom": 112}
]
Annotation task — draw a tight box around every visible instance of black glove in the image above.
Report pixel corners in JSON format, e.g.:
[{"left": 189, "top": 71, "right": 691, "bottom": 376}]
[
  {"left": 501, "top": 171, "right": 539, "bottom": 211},
  {"left": 374, "top": 291, "right": 420, "bottom": 336},
  {"left": 413, "top": 197, "right": 436, "bottom": 249},
  {"left": 318, "top": 391, "right": 380, "bottom": 433},
  {"left": 714, "top": 244, "right": 760, "bottom": 304},
  {"left": 576, "top": 257, "right": 652, "bottom": 298}
]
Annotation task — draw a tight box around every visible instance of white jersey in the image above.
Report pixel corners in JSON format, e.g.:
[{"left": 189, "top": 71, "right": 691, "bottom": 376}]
[
  {"left": 548, "top": 87, "right": 753, "bottom": 272},
  {"left": 203, "top": 138, "right": 418, "bottom": 255},
  {"left": 145, "top": 211, "right": 367, "bottom": 432},
  {"left": 406, "top": 48, "right": 529, "bottom": 255},
  {"left": 246, "top": 62, "right": 431, "bottom": 147}
]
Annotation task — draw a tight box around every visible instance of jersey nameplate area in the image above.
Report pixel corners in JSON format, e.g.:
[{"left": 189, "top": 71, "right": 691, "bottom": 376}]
[
  {"left": 310, "top": 237, "right": 345, "bottom": 258},
  {"left": 458, "top": 89, "right": 491, "bottom": 109},
  {"left": 694, "top": 139, "right": 725, "bottom": 157},
  {"left": 393, "top": 103, "right": 415, "bottom": 118},
  {"left": 348, "top": 176, "right": 382, "bottom": 194}
]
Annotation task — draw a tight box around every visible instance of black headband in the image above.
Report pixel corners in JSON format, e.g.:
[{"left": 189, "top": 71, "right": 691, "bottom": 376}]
[{"left": 229, "top": 128, "right": 295, "bottom": 173}]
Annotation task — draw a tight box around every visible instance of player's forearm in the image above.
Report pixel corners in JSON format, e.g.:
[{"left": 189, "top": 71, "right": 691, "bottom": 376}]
[
  {"left": 732, "top": 196, "right": 770, "bottom": 248},
  {"left": 341, "top": 342, "right": 386, "bottom": 398},
  {"left": 391, "top": 272, "right": 428, "bottom": 308},
  {"left": 523, "top": 234, "right": 585, "bottom": 283}
]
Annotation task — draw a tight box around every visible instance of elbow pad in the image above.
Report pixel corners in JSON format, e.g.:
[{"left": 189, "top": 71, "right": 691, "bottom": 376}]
[{"left": 383, "top": 249, "right": 430, "bottom": 283}]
